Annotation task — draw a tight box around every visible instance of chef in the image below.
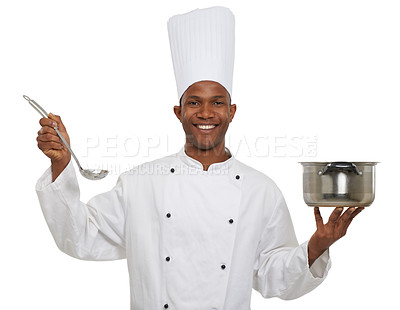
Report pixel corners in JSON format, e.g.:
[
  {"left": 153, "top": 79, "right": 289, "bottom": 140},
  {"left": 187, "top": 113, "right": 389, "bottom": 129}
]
[{"left": 35, "top": 6, "right": 364, "bottom": 310}]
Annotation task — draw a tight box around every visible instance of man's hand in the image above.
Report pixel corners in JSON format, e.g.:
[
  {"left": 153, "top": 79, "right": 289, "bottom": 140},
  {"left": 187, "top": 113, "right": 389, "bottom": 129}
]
[
  {"left": 37, "top": 113, "right": 71, "bottom": 182},
  {"left": 308, "top": 207, "right": 364, "bottom": 266}
]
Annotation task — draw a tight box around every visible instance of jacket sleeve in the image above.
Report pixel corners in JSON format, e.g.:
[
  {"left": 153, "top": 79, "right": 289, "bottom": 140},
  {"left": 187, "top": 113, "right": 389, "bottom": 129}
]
[
  {"left": 35, "top": 159, "right": 127, "bottom": 261},
  {"left": 252, "top": 187, "right": 332, "bottom": 300}
]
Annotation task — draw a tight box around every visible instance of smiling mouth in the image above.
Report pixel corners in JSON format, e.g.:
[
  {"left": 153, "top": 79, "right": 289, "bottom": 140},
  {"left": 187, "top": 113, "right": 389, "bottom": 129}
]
[
  {"left": 193, "top": 124, "right": 218, "bottom": 132},
  {"left": 194, "top": 124, "right": 218, "bottom": 130}
]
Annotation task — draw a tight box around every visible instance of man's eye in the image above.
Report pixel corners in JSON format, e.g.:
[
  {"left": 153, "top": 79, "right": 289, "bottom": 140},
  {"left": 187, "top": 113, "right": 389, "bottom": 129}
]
[
  {"left": 188, "top": 101, "right": 199, "bottom": 105},
  {"left": 214, "top": 101, "right": 224, "bottom": 105}
]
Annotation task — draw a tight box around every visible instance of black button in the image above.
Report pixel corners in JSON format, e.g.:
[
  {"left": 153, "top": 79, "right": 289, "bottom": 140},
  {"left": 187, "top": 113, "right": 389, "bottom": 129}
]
[
  {"left": 166, "top": 213, "right": 171, "bottom": 218},
  {"left": 235, "top": 175, "right": 240, "bottom": 180},
  {"left": 170, "top": 168, "right": 175, "bottom": 173},
  {"left": 166, "top": 256, "right": 170, "bottom": 262},
  {"left": 164, "top": 304, "right": 169, "bottom": 309},
  {"left": 221, "top": 264, "right": 226, "bottom": 270},
  {"left": 229, "top": 219, "right": 234, "bottom": 224}
]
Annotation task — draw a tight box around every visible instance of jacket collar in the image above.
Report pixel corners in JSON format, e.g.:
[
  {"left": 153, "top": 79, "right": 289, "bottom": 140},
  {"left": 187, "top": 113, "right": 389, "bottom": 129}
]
[{"left": 177, "top": 145, "right": 235, "bottom": 173}]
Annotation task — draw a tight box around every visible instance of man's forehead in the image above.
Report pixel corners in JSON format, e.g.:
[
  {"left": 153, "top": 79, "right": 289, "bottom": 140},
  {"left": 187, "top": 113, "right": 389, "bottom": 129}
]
[{"left": 184, "top": 81, "right": 229, "bottom": 97}]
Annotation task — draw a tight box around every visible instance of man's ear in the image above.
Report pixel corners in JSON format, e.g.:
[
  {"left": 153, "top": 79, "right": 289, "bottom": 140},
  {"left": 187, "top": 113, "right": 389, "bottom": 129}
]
[
  {"left": 229, "top": 103, "right": 237, "bottom": 123},
  {"left": 174, "top": 105, "right": 182, "bottom": 122}
]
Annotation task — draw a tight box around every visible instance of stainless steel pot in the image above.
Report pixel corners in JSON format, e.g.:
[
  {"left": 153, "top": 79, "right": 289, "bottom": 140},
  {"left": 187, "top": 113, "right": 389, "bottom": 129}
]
[{"left": 300, "top": 162, "right": 378, "bottom": 207}]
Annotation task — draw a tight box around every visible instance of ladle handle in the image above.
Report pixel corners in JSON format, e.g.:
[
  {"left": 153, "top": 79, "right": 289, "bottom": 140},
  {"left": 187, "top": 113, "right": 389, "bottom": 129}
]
[
  {"left": 23, "top": 95, "right": 48, "bottom": 118},
  {"left": 23, "top": 95, "right": 84, "bottom": 171}
]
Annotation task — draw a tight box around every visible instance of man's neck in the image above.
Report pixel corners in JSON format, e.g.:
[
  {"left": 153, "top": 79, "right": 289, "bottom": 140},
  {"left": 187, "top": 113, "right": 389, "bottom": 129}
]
[{"left": 184, "top": 143, "right": 231, "bottom": 171}]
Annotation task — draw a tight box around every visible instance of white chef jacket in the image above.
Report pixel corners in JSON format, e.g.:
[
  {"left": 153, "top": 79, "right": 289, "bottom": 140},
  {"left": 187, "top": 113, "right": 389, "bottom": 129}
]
[{"left": 36, "top": 146, "right": 331, "bottom": 310}]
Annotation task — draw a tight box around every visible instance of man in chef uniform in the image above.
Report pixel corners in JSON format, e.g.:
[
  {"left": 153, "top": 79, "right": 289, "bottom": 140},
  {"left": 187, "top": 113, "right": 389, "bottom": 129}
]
[{"left": 35, "top": 6, "right": 364, "bottom": 310}]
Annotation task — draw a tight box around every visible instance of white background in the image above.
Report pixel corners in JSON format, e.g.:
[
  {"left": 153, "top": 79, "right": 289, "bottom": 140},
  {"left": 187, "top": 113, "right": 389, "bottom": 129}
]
[{"left": 1, "top": 0, "right": 399, "bottom": 309}]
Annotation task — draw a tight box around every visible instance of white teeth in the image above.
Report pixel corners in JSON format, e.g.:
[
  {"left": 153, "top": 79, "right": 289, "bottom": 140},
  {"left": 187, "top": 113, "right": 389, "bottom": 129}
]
[{"left": 197, "top": 125, "right": 216, "bottom": 129}]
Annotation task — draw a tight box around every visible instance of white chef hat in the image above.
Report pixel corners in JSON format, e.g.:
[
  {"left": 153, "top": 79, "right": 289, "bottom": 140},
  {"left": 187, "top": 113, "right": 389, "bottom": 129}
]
[{"left": 167, "top": 6, "right": 235, "bottom": 102}]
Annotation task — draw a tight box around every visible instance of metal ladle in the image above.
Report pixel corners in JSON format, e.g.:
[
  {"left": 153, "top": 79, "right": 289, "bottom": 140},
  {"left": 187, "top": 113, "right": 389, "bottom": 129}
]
[{"left": 23, "top": 95, "right": 108, "bottom": 180}]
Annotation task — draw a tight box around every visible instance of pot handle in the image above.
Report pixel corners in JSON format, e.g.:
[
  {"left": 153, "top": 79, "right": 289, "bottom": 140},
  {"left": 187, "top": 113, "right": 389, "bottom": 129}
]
[{"left": 318, "top": 162, "right": 363, "bottom": 176}]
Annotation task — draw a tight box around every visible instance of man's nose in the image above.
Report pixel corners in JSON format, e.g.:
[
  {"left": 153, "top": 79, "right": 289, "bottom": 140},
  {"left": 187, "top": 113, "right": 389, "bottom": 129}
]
[{"left": 197, "top": 103, "right": 215, "bottom": 118}]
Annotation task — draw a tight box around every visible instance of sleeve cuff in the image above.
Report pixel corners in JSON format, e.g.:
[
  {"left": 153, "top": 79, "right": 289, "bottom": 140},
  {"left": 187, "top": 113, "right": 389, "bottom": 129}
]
[
  {"left": 304, "top": 240, "right": 332, "bottom": 279},
  {"left": 35, "top": 159, "right": 75, "bottom": 192}
]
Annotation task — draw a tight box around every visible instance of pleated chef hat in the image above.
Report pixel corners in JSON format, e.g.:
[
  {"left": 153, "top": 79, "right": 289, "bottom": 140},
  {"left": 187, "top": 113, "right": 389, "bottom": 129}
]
[{"left": 167, "top": 6, "right": 235, "bottom": 101}]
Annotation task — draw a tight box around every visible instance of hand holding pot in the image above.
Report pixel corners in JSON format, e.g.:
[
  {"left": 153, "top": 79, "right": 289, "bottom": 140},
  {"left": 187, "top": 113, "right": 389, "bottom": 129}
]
[{"left": 308, "top": 206, "right": 364, "bottom": 266}]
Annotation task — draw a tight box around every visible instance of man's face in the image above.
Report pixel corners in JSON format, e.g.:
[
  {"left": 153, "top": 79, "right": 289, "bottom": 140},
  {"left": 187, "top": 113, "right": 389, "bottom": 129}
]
[{"left": 174, "top": 80, "right": 236, "bottom": 152}]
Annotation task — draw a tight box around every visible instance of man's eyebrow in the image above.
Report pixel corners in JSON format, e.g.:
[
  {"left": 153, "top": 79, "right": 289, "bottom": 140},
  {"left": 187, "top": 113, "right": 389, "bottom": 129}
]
[{"left": 187, "top": 95, "right": 227, "bottom": 100}]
